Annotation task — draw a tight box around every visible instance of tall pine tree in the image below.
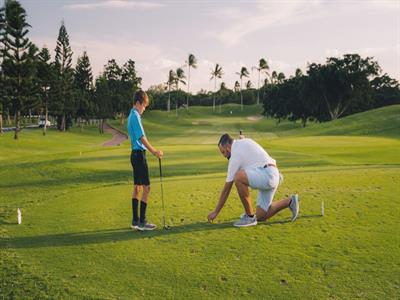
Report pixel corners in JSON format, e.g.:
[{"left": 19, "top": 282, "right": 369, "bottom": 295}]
[
  {"left": 74, "top": 50, "right": 93, "bottom": 130},
  {"left": 54, "top": 21, "right": 74, "bottom": 131},
  {"left": 94, "top": 74, "right": 112, "bottom": 134},
  {"left": 103, "top": 59, "right": 122, "bottom": 122},
  {"left": 0, "top": 4, "right": 5, "bottom": 133},
  {"left": 121, "top": 59, "right": 141, "bottom": 121},
  {"left": 37, "top": 46, "right": 53, "bottom": 135},
  {"left": 2, "top": 0, "right": 35, "bottom": 139}
]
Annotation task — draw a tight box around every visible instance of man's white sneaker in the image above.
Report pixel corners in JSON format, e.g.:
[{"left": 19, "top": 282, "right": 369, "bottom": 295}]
[
  {"left": 233, "top": 214, "right": 257, "bottom": 227},
  {"left": 289, "top": 194, "right": 300, "bottom": 222}
]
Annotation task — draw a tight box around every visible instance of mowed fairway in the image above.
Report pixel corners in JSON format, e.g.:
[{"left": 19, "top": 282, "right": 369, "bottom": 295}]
[{"left": 1, "top": 104, "right": 399, "bottom": 299}]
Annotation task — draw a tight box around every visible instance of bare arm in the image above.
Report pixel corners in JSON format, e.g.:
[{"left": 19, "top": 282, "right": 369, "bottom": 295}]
[
  {"left": 140, "top": 136, "right": 163, "bottom": 158},
  {"left": 208, "top": 181, "right": 234, "bottom": 222}
]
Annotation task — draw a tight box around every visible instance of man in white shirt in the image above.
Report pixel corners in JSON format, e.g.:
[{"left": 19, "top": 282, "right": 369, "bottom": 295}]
[{"left": 207, "top": 133, "right": 299, "bottom": 227}]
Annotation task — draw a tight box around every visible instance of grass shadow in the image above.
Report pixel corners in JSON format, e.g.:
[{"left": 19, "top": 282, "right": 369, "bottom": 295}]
[
  {"left": 257, "top": 214, "right": 322, "bottom": 226},
  {"left": 1, "top": 214, "right": 322, "bottom": 249},
  {"left": 0, "top": 221, "right": 233, "bottom": 249},
  {"left": 0, "top": 219, "right": 16, "bottom": 226}
]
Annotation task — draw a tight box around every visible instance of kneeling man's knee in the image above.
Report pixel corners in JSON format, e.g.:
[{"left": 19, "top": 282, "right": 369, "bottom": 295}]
[{"left": 234, "top": 170, "right": 247, "bottom": 183}]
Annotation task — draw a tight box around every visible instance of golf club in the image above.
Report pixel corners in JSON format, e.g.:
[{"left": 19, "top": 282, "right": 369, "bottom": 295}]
[{"left": 159, "top": 158, "right": 170, "bottom": 230}]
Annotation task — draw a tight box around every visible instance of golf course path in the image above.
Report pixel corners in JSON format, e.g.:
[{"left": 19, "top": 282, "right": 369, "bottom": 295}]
[{"left": 102, "top": 123, "right": 128, "bottom": 146}]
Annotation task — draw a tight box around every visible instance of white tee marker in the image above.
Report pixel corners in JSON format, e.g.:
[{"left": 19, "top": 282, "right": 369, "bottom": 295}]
[{"left": 17, "top": 208, "right": 22, "bottom": 224}]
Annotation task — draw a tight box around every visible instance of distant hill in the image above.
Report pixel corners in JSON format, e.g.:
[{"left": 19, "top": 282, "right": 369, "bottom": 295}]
[
  {"left": 285, "top": 105, "right": 400, "bottom": 138},
  {"left": 112, "top": 104, "right": 399, "bottom": 139}
]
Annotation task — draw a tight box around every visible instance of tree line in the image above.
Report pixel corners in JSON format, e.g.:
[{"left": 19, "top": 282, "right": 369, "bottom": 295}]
[
  {"left": 1, "top": 0, "right": 399, "bottom": 140},
  {"left": 0, "top": 0, "right": 141, "bottom": 139},
  {"left": 262, "top": 55, "right": 400, "bottom": 126},
  {"left": 149, "top": 53, "right": 399, "bottom": 123},
  {"left": 148, "top": 56, "right": 276, "bottom": 113}
]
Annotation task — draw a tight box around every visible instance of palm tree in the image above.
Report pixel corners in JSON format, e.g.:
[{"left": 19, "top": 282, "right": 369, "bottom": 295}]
[
  {"left": 252, "top": 58, "right": 270, "bottom": 105},
  {"left": 234, "top": 81, "right": 240, "bottom": 92},
  {"left": 295, "top": 68, "right": 303, "bottom": 78},
  {"left": 210, "top": 63, "right": 223, "bottom": 112},
  {"left": 277, "top": 72, "right": 285, "bottom": 84},
  {"left": 174, "top": 67, "right": 186, "bottom": 116},
  {"left": 218, "top": 82, "right": 227, "bottom": 113},
  {"left": 185, "top": 53, "right": 197, "bottom": 110},
  {"left": 246, "top": 80, "right": 252, "bottom": 89},
  {"left": 175, "top": 67, "right": 186, "bottom": 88},
  {"left": 166, "top": 69, "right": 176, "bottom": 112},
  {"left": 236, "top": 67, "right": 249, "bottom": 110},
  {"left": 262, "top": 77, "right": 270, "bottom": 99},
  {"left": 271, "top": 71, "right": 278, "bottom": 85}
]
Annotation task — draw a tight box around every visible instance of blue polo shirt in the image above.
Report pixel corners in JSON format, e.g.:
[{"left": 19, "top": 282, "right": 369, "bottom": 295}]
[{"left": 127, "top": 108, "right": 147, "bottom": 151}]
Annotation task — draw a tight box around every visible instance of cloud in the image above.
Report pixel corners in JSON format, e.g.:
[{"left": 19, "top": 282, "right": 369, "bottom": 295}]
[
  {"left": 30, "top": 34, "right": 203, "bottom": 90},
  {"left": 208, "top": 0, "right": 323, "bottom": 46},
  {"left": 64, "top": 0, "right": 163, "bottom": 10},
  {"left": 30, "top": 34, "right": 162, "bottom": 76},
  {"left": 153, "top": 58, "right": 181, "bottom": 70},
  {"left": 198, "top": 59, "right": 215, "bottom": 71},
  {"left": 207, "top": 0, "right": 399, "bottom": 47},
  {"left": 364, "top": 0, "right": 400, "bottom": 11}
]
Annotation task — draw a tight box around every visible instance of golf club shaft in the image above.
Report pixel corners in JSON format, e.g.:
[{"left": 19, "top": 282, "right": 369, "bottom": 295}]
[{"left": 159, "top": 158, "right": 166, "bottom": 227}]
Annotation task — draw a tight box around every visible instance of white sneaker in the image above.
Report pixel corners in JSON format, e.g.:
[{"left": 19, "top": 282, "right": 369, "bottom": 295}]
[
  {"left": 289, "top": 194, "right": 300, "bottom": 222},
  {"left": 233, "top": 214, "right": 257, "bottom": 227}
]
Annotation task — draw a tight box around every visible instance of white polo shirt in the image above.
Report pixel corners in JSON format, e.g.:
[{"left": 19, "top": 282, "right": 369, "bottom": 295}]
[{"left": 226, "top": 138, "right": 276, "bottom": 182}]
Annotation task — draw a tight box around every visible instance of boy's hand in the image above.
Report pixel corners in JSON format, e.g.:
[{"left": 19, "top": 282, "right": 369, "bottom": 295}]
[{"left": 154, "top": 150, "right": 163, "bottom": 159}]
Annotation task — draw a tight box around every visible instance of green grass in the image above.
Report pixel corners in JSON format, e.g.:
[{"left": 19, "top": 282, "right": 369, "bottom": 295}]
[{"left": 1, "top": 105, "right": 400, "bottom": 299}]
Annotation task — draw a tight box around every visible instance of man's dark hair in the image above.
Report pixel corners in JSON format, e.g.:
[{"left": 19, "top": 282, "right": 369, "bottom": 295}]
[
  {"left": 218, "top": 133, "right": 233, "bottom": 146},
  {"left": 134, "top": 90, "right": 149, "bottom": 104}
]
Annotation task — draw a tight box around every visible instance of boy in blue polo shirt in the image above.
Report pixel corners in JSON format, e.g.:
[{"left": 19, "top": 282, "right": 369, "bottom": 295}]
[{"left": 127, "top": 90, "right": 163, "bottom": 231}]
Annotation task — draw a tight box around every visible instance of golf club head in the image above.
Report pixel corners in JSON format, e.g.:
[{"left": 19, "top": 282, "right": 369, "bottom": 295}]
[{"left": 163, "top": 225, "right": 171, "bottom": 230}]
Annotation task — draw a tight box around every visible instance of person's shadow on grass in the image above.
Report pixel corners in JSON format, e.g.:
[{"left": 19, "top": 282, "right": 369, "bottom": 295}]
[{"left": 1, "top": 214, "right": 321, "bottom": 249}]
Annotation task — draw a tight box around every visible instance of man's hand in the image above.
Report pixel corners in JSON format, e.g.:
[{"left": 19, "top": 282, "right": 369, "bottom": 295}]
[{"left": 207, "top": 210, "right": 218, "bottom": 223}]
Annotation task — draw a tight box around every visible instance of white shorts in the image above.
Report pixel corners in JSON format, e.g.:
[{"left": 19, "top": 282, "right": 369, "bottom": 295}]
[{"left": 244, "top": 166, "right": 280, "bottom": 212}]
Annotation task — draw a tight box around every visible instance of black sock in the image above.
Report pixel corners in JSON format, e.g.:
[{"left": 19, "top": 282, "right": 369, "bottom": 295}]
[
  {"left": 140, "top": 201, "right": 147, "bottom": 223},
  {"left": 248, "top": 214, "right": 254, "bottom": 218},
  {"left": 132, "top": 198, "right": 139, "bottom": 223}
]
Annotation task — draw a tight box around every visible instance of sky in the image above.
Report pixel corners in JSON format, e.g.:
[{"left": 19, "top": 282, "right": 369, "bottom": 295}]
[{"left": 15, "top": 0, "right": 400, "bottom": 93}]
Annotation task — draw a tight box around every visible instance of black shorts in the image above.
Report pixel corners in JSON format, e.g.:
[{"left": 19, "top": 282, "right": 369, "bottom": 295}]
[{"left": 130, "top": 150, "right": 150, "bottom": 185}]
